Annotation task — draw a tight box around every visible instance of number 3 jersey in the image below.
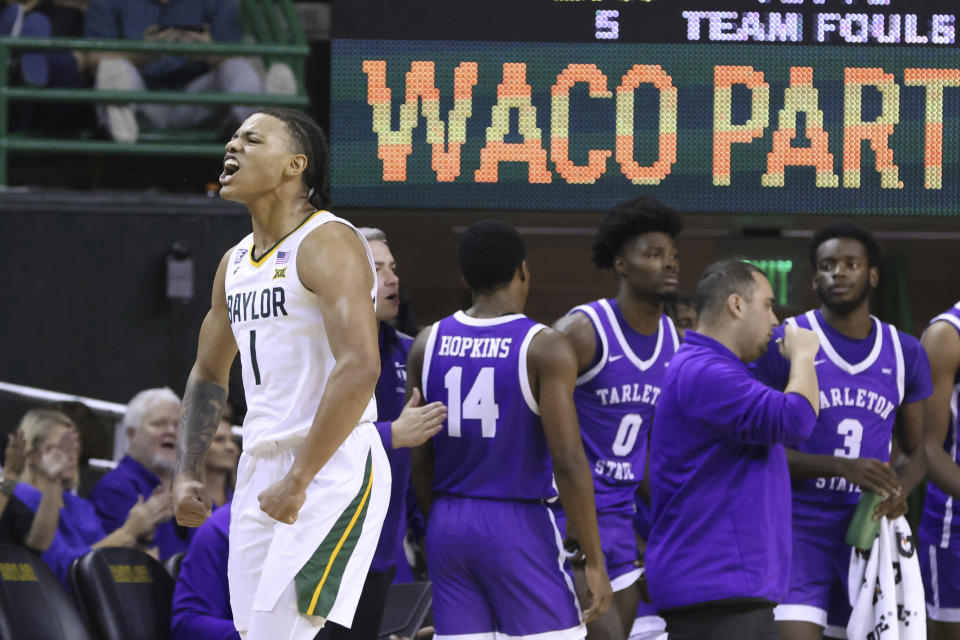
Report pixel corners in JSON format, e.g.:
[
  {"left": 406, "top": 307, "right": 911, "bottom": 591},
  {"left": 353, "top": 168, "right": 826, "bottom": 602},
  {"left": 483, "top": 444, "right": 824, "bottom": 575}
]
[
  {"left": 224, "top": 211, "right": 379, "bottom": 452},
  {"left": 421, "top": 311, "right": 553, "bottom": 502},
  {"left": 752, "top": 309, "right": 932, "bottom": 514},
  {"left": 568, "top": 299, "right": 680, "bottom": 512}
]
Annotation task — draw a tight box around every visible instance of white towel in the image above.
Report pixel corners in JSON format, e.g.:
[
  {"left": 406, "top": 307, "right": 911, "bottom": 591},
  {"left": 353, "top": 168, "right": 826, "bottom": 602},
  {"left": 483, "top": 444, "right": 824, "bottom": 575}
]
[{"left": 847, "top": 515, "right": 926, "bottom": 640}]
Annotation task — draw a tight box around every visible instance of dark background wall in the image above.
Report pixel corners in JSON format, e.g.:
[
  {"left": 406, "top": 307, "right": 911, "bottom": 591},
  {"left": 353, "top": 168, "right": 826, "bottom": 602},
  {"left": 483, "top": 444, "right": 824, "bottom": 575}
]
[
  {"left": 1, "top": 192, "right": 958, "bottom": 450},
  {"left": 349, "top": 207, "right": 959, "bottom": 334}
]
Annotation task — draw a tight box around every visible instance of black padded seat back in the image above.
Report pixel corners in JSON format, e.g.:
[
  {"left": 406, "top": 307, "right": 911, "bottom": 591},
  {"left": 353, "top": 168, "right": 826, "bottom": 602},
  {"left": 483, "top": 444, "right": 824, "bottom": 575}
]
[
  {"left": 378, "top": 581, "right": 432, "bottom": 640},
  {"left": 70, "top": 547, "right": 174, "bottom": 640},
  {"left": 0, "top": 543, "right": 92, "bottom": 640},
  {"left": 162, "top": 552, "right": 184, "bottom": 581}
]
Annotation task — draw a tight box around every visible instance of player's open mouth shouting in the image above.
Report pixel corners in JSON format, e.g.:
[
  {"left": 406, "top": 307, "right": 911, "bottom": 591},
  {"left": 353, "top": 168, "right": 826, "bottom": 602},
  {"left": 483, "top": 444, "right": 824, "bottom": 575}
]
[{"left": 221, "top": 154, "right": 240, "bottom": 185}]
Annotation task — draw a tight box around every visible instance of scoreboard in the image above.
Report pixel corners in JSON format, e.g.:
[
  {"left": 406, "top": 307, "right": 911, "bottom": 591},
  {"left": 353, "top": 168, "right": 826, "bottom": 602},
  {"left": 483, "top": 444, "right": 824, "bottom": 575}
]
[{"left": 330, "top": 1, "right": 960, "bottom": 215}]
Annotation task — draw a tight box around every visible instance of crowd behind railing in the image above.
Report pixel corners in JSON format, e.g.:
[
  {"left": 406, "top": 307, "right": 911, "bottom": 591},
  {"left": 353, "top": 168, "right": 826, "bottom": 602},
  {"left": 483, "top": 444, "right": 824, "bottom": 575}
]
[{"left": 0, "top": 0, "right": 310, "bottom": 185}]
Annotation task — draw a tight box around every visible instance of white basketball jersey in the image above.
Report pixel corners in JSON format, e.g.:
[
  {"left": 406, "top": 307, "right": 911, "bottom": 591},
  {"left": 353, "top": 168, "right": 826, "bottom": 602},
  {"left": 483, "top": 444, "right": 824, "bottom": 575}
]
[{"left": 224, "top": 210, "right": 379, "bottom": 451}]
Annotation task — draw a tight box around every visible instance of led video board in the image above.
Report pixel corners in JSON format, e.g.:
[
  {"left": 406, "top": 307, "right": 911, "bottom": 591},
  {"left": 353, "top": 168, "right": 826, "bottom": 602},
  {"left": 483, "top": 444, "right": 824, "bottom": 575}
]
[{"left": 331, "top": 1, "right": 960, "bottom": 214}]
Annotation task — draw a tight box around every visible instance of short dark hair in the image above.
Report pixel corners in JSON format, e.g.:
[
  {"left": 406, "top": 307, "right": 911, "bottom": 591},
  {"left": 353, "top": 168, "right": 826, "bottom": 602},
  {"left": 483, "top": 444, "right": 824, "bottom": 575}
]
[
  {"left": 259, "top": 108, "right": 330, "bottom": 210},
  {"left": 458, "top": 221, "right": 525, "bottom": 293},
  {"left": 809, "top": 223, "right": 880, "bottom": 269},
  {"left": 592, "top": 196, "right": 684, "bottom": 270},
  {"left": 696, "top": 260, "right": 764, "bottom": 319}
]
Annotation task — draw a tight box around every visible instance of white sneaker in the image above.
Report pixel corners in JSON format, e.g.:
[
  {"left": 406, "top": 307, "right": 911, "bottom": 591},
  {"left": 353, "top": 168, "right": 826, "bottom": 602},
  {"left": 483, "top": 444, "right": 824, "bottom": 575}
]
[
  {"left": 95, "top": 58, "right": 138, "bottom": 143},
  {"left": 264, "top": 62, "right": 297, "bottom": 95}
]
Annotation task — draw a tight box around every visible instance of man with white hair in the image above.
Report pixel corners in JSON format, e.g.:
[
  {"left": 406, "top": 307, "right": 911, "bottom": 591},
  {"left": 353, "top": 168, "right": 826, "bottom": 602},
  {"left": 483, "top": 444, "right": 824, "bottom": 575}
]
[{"left": 90, "top": 387, "right": 186, "bottom": 560}]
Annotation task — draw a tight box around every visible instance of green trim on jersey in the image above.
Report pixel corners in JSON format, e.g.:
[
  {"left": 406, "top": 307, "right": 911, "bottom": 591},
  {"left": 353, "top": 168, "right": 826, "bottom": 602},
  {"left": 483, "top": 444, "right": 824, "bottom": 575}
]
[
  {"left": 296, "top": 450, "right": 374, "bottom": 617},
  {"left": 248, "top": 209, "right": 324, "bottom": 266}
]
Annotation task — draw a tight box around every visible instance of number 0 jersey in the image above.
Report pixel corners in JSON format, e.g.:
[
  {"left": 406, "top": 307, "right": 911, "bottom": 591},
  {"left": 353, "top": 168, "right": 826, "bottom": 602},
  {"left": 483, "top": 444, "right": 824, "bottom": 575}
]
[
  {"left": 224, "top": 210, "right": 378, "bottom": 452},
  {"left": 569, "top": 300, "right": 679, "bottom": 511},
  {"left": 421, "top": 311, "right": 553, "bottom": 502}
]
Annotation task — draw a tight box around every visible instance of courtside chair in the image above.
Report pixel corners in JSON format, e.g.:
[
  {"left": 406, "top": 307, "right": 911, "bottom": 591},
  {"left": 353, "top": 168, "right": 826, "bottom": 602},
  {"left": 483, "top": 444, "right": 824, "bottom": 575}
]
[
  {"left": 70, "top": 547, "right": 175, "bottom": 640},
  {"left": 378, "top": 581, "right": 432, "bottom": 640},
  {"left": 0, "top": 543, "right": 93, "bottom": 640}
]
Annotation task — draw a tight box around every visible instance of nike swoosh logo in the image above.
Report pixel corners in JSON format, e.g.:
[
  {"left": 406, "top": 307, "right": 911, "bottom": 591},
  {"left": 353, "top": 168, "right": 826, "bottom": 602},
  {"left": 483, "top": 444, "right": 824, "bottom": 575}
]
[
  {"left": 609, "top": 354, "right": 624, "bottom": 362},
  {"left": 814, "top": 359, "right": 827, "bottom": 366}
]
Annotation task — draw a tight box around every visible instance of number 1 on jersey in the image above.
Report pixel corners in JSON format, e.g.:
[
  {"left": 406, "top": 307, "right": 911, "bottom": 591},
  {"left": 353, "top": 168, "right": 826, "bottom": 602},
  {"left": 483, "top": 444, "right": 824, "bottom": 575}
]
[
  {"left": 250, "top": 330, "right": 261, "bottom": 385},
  {"left": 444, "top": 366, "right": 499, "bottom": 438}
]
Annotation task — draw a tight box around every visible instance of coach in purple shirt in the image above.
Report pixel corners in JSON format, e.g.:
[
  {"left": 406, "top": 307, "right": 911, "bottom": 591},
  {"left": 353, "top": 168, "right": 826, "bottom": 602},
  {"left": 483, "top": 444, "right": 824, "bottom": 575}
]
[{"left": 647, "top": 260, "right": 821, "bottom": 640}]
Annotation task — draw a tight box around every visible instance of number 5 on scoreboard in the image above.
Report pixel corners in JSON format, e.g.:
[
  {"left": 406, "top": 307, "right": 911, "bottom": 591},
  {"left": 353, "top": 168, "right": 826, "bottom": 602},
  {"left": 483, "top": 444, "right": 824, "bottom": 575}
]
[
  {"left": 595, "top": 10, "right": 619, "bottom": 40},
  {"left": 444, "top": 366, "right": 499, "bottom": 438}
]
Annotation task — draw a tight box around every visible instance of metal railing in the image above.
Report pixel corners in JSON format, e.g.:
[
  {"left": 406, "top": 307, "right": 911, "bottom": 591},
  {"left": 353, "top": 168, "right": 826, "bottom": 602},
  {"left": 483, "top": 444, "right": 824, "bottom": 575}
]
[
  {"left": 0, "top": 380, "right": 243, "bottom": 440},
  {"left": 0, "top": 33, "right": 310, "bottom": 185}
]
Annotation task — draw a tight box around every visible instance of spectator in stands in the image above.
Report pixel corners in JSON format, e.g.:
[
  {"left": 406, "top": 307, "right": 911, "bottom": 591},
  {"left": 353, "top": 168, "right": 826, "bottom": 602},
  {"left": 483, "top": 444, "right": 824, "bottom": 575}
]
[
  {"left": 203, "top": 417, "right": 239, "bottom": 509},
  {"left": 0, "top": 430, "right": 30, "bottom": 543},
  {"left": 51, "top": 400, "right": 111, "bottom": 466},
  {"left": 317, "top": 228, "right": 446, "bottom": 639},
  {"left": 2, "top": 0, "right": 92, "bottom": 132},
  {"left": 12, "top": 408, "right": 166, "bottom": 586},
  {"left": 84, "top": 0, "right": 296, "bottom": 142},
  {"left": 1, "top": 0, "right": 87, "bottom": 86},
  {"left": 171, "top": 502, "right": 237, "bottom": 640},
  {"left": 90, "top": 387, "right": 185, "bottom": 559}
]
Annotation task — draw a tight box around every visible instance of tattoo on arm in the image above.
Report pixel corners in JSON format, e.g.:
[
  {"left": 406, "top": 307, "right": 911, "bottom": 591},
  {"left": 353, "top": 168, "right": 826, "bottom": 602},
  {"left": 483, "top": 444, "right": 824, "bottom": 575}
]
[{"left": 175, "top": 376, "right": 227, "bottom": 478}]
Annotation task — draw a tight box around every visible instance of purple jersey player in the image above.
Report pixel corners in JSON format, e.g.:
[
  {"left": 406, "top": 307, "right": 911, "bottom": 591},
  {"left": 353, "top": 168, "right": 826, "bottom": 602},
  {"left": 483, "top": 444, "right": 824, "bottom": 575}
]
[
  {"left": 918, "top": 302, "right": 960, "bottom": 637},
  {"left": 751, "top": 225, "right": 932, "bottom": 640},
  {"left": 408, "top": 221, "right": 612, "bottom": 640},
  {"left": 553, "top": 196, "right": 682, "bottom": 640}
]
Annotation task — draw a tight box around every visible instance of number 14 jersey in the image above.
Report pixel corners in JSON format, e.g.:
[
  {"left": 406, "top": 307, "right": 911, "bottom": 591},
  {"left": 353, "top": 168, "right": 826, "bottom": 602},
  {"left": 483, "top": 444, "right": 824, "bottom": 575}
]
[{"left": 421, "top": 311, "right": 553, "bottom": 502}]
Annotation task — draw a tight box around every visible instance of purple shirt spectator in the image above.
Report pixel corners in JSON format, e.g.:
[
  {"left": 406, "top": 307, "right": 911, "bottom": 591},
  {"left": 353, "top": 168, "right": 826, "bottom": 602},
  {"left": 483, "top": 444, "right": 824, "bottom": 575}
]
[
  {"left": 14, "top": 482, "right": 106, "bottom": 587},
  {"left": 90, "top": 455, "right": 190, "bottom": 561},
  {"left": 647, "top": 330, "right": 818, "bottom": 612},
  {"left": 171, "top": 503, "right": 238, "bottom": 640},
  {"left": 371, "top": 322, "right": 415, "bottom": 579}
]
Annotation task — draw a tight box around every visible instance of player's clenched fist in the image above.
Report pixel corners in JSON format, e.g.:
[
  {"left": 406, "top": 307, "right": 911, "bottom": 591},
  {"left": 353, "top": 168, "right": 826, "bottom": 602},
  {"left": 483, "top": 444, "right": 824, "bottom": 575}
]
[
  {"left": 173, "top": 474, "right": 212, "bottom": 527},
  {"left": 258, "top": 475, "right": 307, "bottom": 525}
]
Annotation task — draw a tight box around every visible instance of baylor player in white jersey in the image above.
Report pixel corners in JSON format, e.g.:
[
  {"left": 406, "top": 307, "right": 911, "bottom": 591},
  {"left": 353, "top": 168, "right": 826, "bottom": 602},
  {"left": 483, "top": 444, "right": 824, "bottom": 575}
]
[{"left": 172, "top": 109, "right": 389, "bottom": 640}]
